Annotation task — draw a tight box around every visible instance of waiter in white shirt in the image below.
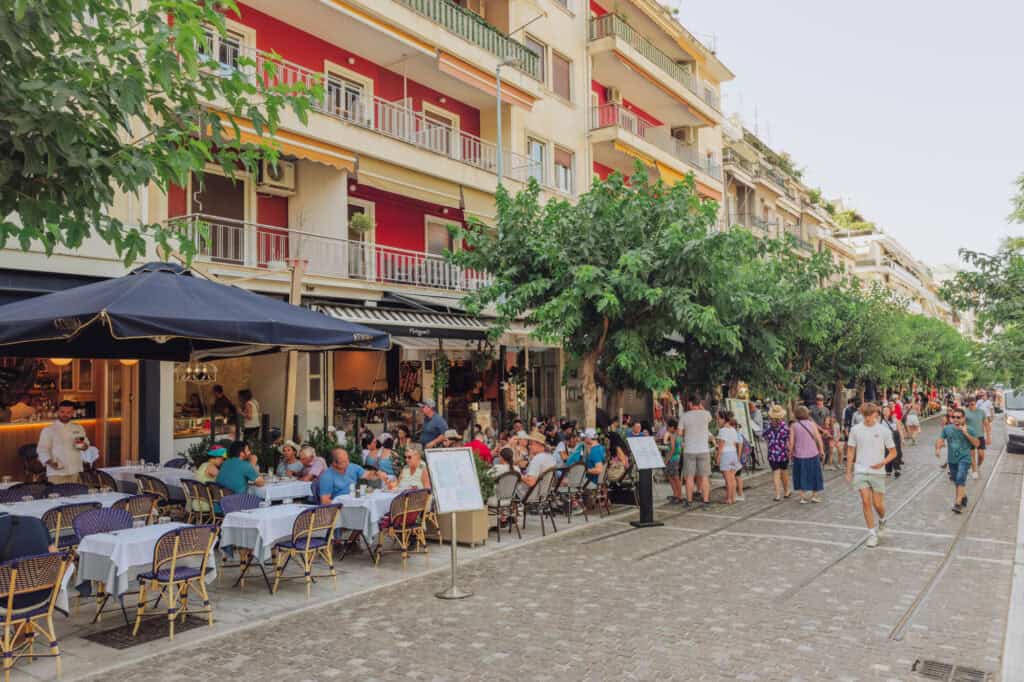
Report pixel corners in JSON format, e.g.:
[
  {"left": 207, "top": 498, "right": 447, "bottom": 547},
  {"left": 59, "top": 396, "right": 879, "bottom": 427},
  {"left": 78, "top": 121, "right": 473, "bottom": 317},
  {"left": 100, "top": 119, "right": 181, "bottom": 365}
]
[{"left": 36, "top": 400, "right": 89, "bottom": 484}]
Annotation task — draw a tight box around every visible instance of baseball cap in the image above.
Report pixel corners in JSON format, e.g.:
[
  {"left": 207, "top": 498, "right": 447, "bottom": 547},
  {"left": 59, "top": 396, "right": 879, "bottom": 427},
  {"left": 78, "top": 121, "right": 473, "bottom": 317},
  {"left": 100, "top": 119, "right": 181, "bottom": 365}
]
[
  {"left": 419, "top": 399, "right": 437, "bottom": 409},
  {"left": 443, "top": 429, "right": 461, "bottom": 440},
  {"left": 582, "top": 428, "right": 598, "bottom": 439}
]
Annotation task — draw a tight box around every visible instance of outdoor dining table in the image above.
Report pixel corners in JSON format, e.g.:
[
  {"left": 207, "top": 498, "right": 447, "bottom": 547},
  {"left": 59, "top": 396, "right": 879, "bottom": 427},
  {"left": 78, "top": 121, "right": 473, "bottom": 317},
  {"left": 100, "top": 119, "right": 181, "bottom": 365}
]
[
  {"left": 0, "top": 491, "right": 129, "bottom": 517},
  {"left": 99, "top": 466, "right": 194, "bottom": 500},
  {"left": 76, "top": 520, "right": 218, "bottom": 625},
  {"left": 333, "top": 489, "right": 401, "bottom": 557},
  {"left": 248, "top": 479, "right": 312, "bottom": 503},
  {"left": 220, "top": 503, "right": 313, "bottom": 592}
]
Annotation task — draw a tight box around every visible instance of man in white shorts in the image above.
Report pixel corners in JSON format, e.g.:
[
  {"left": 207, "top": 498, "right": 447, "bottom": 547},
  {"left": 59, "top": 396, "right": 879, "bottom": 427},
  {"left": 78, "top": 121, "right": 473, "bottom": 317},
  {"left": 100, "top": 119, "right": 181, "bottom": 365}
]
[{"left": 846, "top": 402, "right": 897, "bottom": 548}]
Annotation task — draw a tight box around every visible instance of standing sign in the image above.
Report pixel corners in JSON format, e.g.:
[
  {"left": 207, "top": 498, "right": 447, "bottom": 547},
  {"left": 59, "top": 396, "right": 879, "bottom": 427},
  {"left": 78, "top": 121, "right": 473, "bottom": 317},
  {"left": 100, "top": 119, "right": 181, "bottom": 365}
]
[
  {"left": 625, "top": 436, "right": 665, "bottom": 529},
  {"left": 726, "top": 398, "right": 754, "bottom": 443},
  {"left": 425, "top": 447, "right": 483, "bottom": 600}
]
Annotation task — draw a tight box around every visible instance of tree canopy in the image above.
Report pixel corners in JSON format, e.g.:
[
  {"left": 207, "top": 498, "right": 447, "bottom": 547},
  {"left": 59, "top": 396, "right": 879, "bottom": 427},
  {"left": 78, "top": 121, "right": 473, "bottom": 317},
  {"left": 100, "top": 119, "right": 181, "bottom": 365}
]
[{"left": 1, "top": 0, "right": 319, "bottom": 264}]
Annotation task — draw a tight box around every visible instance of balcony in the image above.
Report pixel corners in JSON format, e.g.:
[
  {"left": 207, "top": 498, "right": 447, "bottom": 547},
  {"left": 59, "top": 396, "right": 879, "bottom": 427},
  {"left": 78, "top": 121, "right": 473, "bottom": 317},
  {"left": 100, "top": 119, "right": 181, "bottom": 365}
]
[
  {"left": 784, "top": 229, "right": 815, "bottom": 253},
  {"left": 588, "top": 14, "right": 720, "bottom": 124},
  {"left": 174, "top": 214, "right": 492, "bottom": 293},
  {"left": 754, "top": 165, "right": 788, "bottom": 194},
  {"left": 224, "top": 45, "right": 537, "bottom": 183},
  {"left": 723, "top": 212, "right": 778, "bottom": 234},
  {"left": 590, "top": 104, "right": 722, "bottom": 181},
  {"left": 394, "top": 0, "right": 541, "bottom": 80}
]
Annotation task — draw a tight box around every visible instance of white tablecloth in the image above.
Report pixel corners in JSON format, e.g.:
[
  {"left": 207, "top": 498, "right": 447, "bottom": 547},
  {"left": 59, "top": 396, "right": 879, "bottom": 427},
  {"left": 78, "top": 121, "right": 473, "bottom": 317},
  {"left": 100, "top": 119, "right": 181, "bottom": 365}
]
[
  {"left": 333, "top": 490, "right": 400, "bottom": 542},
  {"left": 249, "top": 480, "right": 312, "bottom": 503},
  {"left": 0, "top": 492, "right": 129, "bottom": 518},
  {"left": 76, "top": 522, "right": 217, "bottom": 596},
  {"left": 100, "top": 466, "right": 195, "bottom": 499},
  {"left": 220, "top": 504, "right": 311, "bottom": 563}
]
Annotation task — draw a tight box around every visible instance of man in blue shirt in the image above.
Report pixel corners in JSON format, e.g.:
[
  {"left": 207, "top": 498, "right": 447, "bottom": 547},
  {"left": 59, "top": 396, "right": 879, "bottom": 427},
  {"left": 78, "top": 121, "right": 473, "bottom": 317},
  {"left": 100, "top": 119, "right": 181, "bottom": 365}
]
[
  {"left": 419, "top": 399, "right": 448, "bottom": 449},
  {"left": 936, "top": 408, "right": 979, "bottom": 513},
  {"left": 216, "top": 440, "right": 264, "bottom": 494},
  {"left": 581, "top": 428, "right": 606, "bottom": 485},
  {"left": 318, "top": 448, "right": 373, "bottom": 503}
]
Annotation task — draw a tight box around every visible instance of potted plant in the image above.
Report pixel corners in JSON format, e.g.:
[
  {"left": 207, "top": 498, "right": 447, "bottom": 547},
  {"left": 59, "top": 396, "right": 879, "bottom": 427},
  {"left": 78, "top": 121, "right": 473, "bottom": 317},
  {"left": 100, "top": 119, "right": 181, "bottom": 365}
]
[{"left": 348, "top": 212, "right": 373, "bottom": 234}]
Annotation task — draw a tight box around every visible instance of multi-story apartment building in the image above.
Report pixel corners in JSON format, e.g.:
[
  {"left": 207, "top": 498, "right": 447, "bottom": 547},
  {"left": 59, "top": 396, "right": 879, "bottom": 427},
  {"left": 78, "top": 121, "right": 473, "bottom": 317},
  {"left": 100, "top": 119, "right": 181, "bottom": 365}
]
[
  {"left": 0, "top": 0, "right": 732, "bottom": 464},
  {"left": 721, "top": 119, "right": 820, "bottom": 255},
  {"left": 586, "top": 0, "right": 731, "bottom": 202}
]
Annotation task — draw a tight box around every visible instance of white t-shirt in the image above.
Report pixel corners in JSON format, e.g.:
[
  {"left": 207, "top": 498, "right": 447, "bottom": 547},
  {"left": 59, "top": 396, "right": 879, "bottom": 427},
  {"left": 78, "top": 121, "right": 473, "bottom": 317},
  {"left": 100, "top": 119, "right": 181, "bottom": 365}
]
[
  {"left": 681, "top": 409, "right": 712, "bottom": 454},
  {"left": 525, "top": 451, "right": 557, "bottom": 479},
  {"left": 716, "top": 426, "right": 740, "bottom": 454},
  {"left": 244, "top": 399, "right": 261, "bottom": 429},
  {"left": 847, "top": 422, "right": 895, "bottom": 475},
  {"left": 978, "top": 399, "right": 994, "bottom": 419}
]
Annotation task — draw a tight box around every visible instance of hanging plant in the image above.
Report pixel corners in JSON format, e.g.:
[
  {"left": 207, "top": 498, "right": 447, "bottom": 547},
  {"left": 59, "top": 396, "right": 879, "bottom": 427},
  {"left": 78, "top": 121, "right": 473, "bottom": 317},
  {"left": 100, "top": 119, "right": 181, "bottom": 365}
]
[
  {"left": 348, "top": 212, "right": 373, "bottom": 233},
  {"left": 433, "top": 352, "right": 450, "bottom": 401}
]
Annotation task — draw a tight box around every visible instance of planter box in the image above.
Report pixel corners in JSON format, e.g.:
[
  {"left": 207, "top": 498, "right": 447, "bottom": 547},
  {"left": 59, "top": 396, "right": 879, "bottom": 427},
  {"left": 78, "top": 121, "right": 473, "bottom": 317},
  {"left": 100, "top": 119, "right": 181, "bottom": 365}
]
[{"left": 437, "top": 509, "right": 489, "bottom": 547}]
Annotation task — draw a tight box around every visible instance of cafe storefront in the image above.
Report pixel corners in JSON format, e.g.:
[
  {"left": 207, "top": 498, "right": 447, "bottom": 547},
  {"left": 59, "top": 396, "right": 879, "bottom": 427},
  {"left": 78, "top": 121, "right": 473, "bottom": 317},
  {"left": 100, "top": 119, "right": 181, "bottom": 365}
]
[
  {"left": 0, "top": 357, "right": 139, "bottom": 477},
  {"left": 315, "top": 303, "right": 560, "bottom": 436}
]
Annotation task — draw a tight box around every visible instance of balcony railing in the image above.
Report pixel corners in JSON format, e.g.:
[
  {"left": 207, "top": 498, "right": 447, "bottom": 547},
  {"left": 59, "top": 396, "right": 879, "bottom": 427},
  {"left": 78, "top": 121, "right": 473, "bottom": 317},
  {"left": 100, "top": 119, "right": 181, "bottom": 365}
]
[
  {"left": 173, "top": 214, "right": 492, "bottom": 293},
  {"left": 395, "top": 0, "right": 541, "bottom": 80},
  {"left": 224, "top": 45, "right": 539, "bottom": 184},
  {"left": 590, "top": 14, "right": 720, "bottom": 112},
  {"left": 723, "top": 212, "right": 778, "bottom": 233},
  {"left": 591, "top": 104, "right": 722, "bottom": 180},
  {"left": 755, "top": 165, "right": 788, "bottom": 191}
]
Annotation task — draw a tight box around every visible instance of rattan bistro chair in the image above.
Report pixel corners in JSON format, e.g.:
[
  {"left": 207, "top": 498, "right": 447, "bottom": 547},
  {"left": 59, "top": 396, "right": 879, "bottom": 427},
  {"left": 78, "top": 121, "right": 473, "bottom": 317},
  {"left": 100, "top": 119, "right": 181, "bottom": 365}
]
[
  {"left": 72, "top": 509, "right": 133, "bottom": 623},
  {"left": 374, "top": 489, "right": 430, "bottom": 564},
  {"left": 0, "top": 551, "right": 72, "bottom": 682},
  {"left": 41, "top": 502, "right": 102, "bottom": 551},
  {"left": 112, "top": 494, "right": 159, "bottom": 525},
  {"left": 518, "top": 468, "right": 558, "bottom": 537},
  {"left": 163, "top": 458, "right": 188, "bottom": 469},
  {"left": 132, "top": 525, "right": 217, "bottom": 641},
  {"left": 94, "top": 469, "right": 120, "bottom": 492},
  {"left": 7, "top": 483, "right": 48, "bottom": 500},
  {"left": 559, "top": 462, "right": 589, "bottom": 524},
  {"left": 271, "top": 504, "right": 342, "bottom": 598},
  {"left": 181, "top": 479, "right": 215, "bottom": 525},
  {"left": 48, "top": 483, "right": 88, "bottom": 498},
  {"left": 133, "top": 474, "right": 182, "bottom": 516},
  {"left": 487, "top": 471, "right": 522, "bottom": 542}
]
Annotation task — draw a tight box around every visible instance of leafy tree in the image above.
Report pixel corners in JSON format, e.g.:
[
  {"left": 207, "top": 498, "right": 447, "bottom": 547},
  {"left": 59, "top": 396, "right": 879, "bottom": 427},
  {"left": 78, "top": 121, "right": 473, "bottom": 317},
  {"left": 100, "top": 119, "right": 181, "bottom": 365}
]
[
  {"left": 448, "top": 169, "right": 748, "bottom": 427},
  {"left": 1, "top": 0, "right": 320, "bottom": 264}
]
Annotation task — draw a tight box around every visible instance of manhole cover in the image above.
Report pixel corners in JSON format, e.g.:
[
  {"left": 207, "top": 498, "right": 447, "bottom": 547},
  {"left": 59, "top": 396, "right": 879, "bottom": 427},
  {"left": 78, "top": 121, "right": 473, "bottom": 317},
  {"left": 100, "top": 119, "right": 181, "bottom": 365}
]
[
  {"left": 82, "top": 615, "right": 210, "bottom": 649},
  {"left": 912, "top": 659, "right": 993, "bottom": 682}
]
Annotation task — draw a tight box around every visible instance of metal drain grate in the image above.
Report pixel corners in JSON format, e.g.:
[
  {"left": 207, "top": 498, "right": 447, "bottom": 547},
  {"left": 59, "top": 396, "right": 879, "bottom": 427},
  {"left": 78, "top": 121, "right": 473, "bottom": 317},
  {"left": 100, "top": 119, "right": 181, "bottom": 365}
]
[{"left": 912, "top": 659, "right": 993, "bottom": 682}]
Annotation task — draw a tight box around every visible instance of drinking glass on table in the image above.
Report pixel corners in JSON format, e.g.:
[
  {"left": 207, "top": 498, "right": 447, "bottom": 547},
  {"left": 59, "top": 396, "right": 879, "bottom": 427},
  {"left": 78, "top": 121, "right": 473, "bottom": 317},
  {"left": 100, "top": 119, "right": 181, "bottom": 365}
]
[
  {"left": 47, "top": 493, "right": 60, "bottom": 499},
  {"left": 158, "top": 515, "right": 171, "bottom": 525},
  {"left": 20, "top": 496, "right": 33, "bottom": 502}
]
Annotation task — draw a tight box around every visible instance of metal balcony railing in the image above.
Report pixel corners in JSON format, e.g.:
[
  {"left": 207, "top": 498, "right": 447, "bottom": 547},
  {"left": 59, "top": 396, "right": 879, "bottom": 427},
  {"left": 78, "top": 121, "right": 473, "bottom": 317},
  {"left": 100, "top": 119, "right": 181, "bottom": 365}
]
[
  {"left": 589, "top": 14, "right": 720, "bottom": 112},
  {"left": 394, "top": 0, "right": 541, "bottom": 80},
  {"left": 172, "top": 214, "right": 492, "bottom": 293},
  {"left": 722, "top": 212, "right": 778, "bottom": 233},
  {"left": 590, "top": 104, "right": 722, "bottom": 180},
  {"left": 212, "top": 44, "right": 539, "bottom": 183}
]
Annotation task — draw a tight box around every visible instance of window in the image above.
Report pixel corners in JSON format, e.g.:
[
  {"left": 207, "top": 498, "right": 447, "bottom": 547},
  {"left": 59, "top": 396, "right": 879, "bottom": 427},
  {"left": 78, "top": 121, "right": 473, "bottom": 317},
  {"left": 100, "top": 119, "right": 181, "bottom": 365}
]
[
  {"left": 426, "top": 219, "right": 455, "bottom": 256},
  {"left": 527, "top": 138, "right": 546, "bottom": 184},
  {"left": 552, "top": 52, "right": 572, "bottom": 101},
  {"left": 200, "top": 27, "right": 244, "bottom": 71},
  {"left": 554, "top": 147, "right": 574, "bottom": 194},
  {"left": 525, "top": 35, "right": 546, "bottom": 84},
  {"left": 326, "top": 75, "right": 366, "bottom": 123},
  {"left": 308, "top": 353, "right": 323, "bottom": 402}
]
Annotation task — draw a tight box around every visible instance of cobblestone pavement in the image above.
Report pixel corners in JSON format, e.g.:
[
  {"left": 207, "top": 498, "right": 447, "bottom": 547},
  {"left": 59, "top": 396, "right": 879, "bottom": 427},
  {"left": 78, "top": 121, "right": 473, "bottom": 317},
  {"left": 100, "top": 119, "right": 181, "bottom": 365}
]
[{"left": 80, "top": 416, "right": 1021, "bottom": 682}]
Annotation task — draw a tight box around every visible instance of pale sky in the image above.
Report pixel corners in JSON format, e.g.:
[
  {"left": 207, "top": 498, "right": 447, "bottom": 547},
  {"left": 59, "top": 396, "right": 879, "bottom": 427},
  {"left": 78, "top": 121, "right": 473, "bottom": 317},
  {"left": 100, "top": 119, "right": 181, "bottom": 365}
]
[{"left": 676, "top": 0, "right": 1024, "bottom": 266}]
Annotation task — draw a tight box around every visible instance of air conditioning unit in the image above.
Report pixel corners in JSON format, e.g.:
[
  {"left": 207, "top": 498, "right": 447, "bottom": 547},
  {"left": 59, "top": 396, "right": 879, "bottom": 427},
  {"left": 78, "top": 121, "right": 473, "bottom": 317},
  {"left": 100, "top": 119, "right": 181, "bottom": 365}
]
[
  {"left": 671, "top": 126, "right": 696, "bottom": 144},
  {"left": 605, "top": 86, "right": 622, "bottom": 105},
  {"left": 258, "top": 159, "right": 296, "bottom": 196}
]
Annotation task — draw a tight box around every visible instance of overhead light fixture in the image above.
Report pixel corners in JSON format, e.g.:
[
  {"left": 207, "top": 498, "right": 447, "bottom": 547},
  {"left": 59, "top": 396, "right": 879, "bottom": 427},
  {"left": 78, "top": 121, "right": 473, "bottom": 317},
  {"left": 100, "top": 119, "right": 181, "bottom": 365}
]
[
  {"left": 119, "top": 359, "right": 139, "bottom": 367},
  {"left": 50, "top": 358, "right": 72, "bottom": 367}
]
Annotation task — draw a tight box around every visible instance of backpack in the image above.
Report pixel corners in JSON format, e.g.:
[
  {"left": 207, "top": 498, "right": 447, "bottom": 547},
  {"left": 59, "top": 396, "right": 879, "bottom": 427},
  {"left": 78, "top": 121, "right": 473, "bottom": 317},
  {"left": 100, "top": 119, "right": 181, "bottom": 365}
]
[{"left": 606, "top": 460, "right": 627, "bottom": 483}]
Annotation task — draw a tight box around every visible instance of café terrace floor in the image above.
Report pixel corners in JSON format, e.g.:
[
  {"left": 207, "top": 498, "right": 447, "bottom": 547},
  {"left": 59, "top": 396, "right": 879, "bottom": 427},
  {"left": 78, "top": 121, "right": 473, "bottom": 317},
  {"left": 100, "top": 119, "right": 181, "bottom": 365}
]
[{"left": 19, "top": 480, "right": 708, "bottom": 682}]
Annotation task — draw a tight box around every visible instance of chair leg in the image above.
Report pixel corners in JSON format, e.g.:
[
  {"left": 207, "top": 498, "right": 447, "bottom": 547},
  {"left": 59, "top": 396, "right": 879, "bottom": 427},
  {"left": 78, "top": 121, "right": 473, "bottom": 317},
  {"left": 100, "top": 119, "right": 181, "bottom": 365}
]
[
  {"left": 272, "top": 551, "right": 287, "bottom": 594},
  {"left": 45, "top": 616, "right": 59, "bottom": 678},
  {"left": 178, "top": 583, "right": 190, "bottom": 623},
  {"left": 196, "top": 576, "right": 213, "bottom": 627},
  {"left": 167, "top": 580, "right": 178, "bottom": 641},
  {"left": 303, "top": 551, "right": 313, "bottom": 599},
  {"left": 494, "top": 508, "right": 501, "bottom": 543},
  {"left": 131, "top": 582, "right": 148, "bottom": 637}
]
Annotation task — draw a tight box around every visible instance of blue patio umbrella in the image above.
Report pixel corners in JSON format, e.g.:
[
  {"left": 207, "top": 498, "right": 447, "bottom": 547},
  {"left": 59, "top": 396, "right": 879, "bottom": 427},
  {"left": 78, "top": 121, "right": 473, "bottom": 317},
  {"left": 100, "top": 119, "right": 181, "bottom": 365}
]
[{"left": 0, "top": 262, "right": 389, "bottom": 360}]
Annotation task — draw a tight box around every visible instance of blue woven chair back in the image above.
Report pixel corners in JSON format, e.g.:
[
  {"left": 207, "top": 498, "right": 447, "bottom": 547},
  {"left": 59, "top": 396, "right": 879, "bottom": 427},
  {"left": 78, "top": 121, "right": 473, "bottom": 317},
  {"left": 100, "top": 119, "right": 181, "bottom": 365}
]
[
  {"left": 0, "top": 552, "right": 69, "bottom": 602},
  {"left": 49, "top": 483, "right": 88, "bottom": 497},
  {"left": 73, "top": 508, "right": 133, "bottom": 538},
  {"left": 8, "top": 483, "right": 48, "bottom": 500},
  {"left": 164, "top": 458, "right": 188, "bottom": 469},
  {"left": 151, "top": 525, "right": 216, "bottom": 573},
  {"left": 219, "top": 494, "right": 262, "bottom": 514}
]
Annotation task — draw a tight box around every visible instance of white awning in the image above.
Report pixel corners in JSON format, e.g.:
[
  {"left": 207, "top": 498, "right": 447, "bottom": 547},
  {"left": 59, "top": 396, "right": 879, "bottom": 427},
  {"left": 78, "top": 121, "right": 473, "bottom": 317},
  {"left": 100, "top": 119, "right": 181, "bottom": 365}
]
[{"left": 313, "top": 303, "right": 489, "bottom": 340}]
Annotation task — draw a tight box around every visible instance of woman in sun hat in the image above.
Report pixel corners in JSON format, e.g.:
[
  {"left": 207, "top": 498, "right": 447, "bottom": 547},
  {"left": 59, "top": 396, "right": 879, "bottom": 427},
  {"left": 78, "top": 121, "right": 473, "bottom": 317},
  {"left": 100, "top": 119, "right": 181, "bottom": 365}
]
[{"left": 275, "top": 440, "right": 304, "bottom": 478}]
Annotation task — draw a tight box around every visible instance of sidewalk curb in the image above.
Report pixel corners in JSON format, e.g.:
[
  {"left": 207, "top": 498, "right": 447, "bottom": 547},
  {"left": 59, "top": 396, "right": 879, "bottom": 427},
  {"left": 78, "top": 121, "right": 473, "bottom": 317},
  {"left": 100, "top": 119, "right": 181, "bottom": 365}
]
[
  {"left": 1001, "top": 447, "right": 1024, "bottom": 682},
  {"left": 74, "top": 503, "right": 639, "bottom": 681}
]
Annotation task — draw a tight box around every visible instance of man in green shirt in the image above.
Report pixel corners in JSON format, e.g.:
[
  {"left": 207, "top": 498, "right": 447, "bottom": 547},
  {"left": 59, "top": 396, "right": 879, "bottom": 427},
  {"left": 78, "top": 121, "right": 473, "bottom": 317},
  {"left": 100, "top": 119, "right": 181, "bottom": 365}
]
[
  {"left": 963, "top": 396, "right": 990, "bottom": 480},
  {"left": 937, "top": 408, "right": 980, "bottom": 513}
]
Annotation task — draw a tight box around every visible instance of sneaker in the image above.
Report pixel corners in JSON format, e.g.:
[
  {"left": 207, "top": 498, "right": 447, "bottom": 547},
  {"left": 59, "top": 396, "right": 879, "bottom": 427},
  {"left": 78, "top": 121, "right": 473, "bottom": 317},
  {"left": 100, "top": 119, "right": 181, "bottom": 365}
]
[
  {"left": 773, "top": 496, "right": 781, "bottom": 502},
  {"left": 799, "top": 498, "right": 809, "bottom": 505},
  {"left": 961, "top": 495, "right": 968, "bottom": 506},
  {"left": 866, "top": 533, "right": 879, "bottom": 548},
  {"left": 810, "top": 496, "right": 821, "bottom": 504},
  {"left": 952, "top": 504, "right": 962, "bottom": 514},
  {"left": 894, "top": 470, "right": 901, "bottom": 479},
  {"left": 877, "top": 517, "right": 886, "bottom": 534},
  {"left": 972, "top": 471, "right": 980, "bottom": 480},
  {"left": 735, "top": 495, "right": 745, "bottom": 502}
]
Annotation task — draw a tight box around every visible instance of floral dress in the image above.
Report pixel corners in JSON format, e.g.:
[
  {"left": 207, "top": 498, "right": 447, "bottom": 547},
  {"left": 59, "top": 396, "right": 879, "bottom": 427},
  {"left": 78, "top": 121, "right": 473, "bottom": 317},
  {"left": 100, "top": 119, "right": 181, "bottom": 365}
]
[{"left": 764, "top": 420, "right": 790, "bottom": 464}]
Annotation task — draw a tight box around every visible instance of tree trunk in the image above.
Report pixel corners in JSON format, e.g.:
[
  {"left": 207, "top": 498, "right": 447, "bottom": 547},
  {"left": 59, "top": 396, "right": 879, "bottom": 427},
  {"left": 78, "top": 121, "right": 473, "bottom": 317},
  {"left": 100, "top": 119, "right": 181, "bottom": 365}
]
[
  {"left": 580, "top": 350, "right": 599, "bottom": 429},
  {"left": 833, "top": 378, "right": 845, "bottom": 420}
]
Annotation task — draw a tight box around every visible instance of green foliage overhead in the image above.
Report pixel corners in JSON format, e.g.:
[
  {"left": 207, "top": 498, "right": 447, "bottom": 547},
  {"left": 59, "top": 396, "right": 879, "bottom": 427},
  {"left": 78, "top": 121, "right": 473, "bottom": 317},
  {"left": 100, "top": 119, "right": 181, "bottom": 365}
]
[{"left": 0, "top": 0, "right": 320, "bottom": 265}]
